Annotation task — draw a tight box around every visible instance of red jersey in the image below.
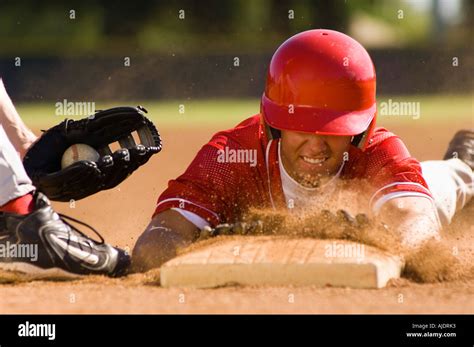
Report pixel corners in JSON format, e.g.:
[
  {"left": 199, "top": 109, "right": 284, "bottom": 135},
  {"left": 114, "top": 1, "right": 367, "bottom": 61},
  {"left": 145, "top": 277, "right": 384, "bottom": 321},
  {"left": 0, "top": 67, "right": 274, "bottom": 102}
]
[{"left": 154, "top": 115, "right": 432, "bottom": 226}]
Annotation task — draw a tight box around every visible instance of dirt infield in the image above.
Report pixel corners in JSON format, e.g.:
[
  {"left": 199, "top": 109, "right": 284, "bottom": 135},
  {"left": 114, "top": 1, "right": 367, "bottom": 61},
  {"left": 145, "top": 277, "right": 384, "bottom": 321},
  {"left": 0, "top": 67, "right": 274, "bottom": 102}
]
[{"left": 0, "top": 121, "right": 473, "bottom": 314}]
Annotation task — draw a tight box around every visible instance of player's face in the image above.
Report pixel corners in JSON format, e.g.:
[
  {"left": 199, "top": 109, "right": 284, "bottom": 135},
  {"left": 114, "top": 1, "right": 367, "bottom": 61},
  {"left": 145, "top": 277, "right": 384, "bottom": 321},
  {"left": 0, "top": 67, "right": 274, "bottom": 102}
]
[{"left": 280, "top": 130, "right": 351, "bottom": 188}]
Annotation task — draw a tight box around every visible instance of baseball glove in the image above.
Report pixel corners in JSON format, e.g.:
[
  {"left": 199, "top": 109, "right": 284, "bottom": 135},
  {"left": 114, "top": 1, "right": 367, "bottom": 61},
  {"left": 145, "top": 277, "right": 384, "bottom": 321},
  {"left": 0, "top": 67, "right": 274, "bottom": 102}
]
[{"left": 23, "top": 106, "right": 162, "bottom": 201}]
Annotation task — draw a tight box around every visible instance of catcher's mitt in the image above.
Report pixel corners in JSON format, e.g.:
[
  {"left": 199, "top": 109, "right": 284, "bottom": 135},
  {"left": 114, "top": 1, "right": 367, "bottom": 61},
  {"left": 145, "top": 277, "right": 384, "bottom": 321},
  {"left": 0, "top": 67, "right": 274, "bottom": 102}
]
[{"left": 23, "top": 106, "right": 162, "bottom": 201}]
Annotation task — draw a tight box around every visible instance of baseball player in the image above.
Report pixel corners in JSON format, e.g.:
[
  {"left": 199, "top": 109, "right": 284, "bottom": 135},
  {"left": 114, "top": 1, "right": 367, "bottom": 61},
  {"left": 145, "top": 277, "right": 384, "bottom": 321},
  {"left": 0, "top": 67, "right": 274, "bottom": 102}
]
[
  {"left": 132, "top": 29, "right": 473, "bottom": 271},
  {"left": 0, "top": 78, "right": 161, "bottom": 277}
]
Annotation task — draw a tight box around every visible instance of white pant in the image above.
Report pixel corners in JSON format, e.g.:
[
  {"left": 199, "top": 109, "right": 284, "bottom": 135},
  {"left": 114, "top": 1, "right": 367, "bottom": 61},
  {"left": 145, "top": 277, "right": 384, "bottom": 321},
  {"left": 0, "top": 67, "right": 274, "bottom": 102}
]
[
  {"left": 421, "top": 158, "right": 473, "bottom": 226},
  {"left": 0, "top": 124, "right": 35, "bottom": 206}
]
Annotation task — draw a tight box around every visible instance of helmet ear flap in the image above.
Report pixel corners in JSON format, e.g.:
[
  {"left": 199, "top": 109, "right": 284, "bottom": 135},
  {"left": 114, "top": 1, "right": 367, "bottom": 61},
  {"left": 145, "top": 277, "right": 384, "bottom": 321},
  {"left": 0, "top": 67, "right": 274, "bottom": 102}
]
[
  {"left": 269, "top": 126, "right": 281, "bottom": 140},
  {"left": 351, "top": 131, "right": 367, "bottom": 149},
  {"left": 351, "top": 117, "right": 376, "bottom": 150},
  {"left": 261, "top": 112, "right": 281, "bottom": 140}
]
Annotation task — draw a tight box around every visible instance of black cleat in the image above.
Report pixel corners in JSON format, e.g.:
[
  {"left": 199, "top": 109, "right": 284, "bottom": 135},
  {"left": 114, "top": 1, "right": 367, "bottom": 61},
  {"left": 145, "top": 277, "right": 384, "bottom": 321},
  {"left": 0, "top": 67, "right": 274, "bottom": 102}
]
[
  {"left": 443, "top": 130, "right": 474, "bottom": 170},
  {"left": 0, "top": 192, "right": 130, "bottom": 280}
]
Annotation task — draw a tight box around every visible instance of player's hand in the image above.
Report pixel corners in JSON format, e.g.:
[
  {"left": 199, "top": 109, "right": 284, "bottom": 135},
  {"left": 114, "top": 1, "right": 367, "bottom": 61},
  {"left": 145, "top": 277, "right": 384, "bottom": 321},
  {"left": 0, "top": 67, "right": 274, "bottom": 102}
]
[
  {"left": 195, "top": 209, "right": 387, "bottom": 242},
  {"left": 23, "top": 106, "right": 162, "bottom": 201}
]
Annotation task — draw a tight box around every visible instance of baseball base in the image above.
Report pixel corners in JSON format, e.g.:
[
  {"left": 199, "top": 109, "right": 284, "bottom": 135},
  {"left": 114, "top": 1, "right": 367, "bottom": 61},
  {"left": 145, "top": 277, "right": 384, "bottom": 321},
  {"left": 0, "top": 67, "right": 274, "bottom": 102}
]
[{"left": 160, "top": 236, "right": 403, "bottom": 289}]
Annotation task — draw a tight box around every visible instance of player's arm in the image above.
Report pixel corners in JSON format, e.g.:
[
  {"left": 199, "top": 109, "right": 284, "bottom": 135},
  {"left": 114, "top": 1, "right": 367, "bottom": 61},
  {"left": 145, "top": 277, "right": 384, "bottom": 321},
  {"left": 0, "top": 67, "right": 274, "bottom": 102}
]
[
  {"left": 132, "top": 209, "right": 200, "bottom": 271},
  {"left": 132, "top": 134, "right": 245, "bottom": 271},
  {"left": 0, "top": 79, "right": 37, "bottom": 158},
  {"left": 364, "top": 131, "right": 441, "bottom": 248},
  {"left": 378, "top": 196, "right": 440, "bottom": 248}
]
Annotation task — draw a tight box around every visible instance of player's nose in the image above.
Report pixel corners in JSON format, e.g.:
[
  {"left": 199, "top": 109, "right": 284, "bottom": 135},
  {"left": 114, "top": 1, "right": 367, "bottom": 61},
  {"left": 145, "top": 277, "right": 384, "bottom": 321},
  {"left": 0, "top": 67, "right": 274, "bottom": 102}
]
[{"left": 303, "top": 134, "right": 329, "bottom": 153}]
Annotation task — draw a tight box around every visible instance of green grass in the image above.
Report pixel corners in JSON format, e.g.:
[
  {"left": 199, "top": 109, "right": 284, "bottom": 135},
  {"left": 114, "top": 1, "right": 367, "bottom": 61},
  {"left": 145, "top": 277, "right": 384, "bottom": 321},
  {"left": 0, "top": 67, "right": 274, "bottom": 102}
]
[
  {"left": 376, "top": 94, "right": 473, "bottom": 126},
  {"left": 15, "top": 94, "right": 473, "bottom": 129},
  {"left": 16, "top": 99, "right": 259, "bottom": 129}
]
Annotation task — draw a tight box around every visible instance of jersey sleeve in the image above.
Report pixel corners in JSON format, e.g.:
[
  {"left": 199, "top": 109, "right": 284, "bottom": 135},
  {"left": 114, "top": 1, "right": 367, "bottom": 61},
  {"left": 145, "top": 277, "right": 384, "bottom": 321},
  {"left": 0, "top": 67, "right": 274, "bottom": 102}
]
[
  {"left": 153, "top": 133, "right": 246, "bottom": 227},
  {"left": 364, "top": 129, "right": 433, "bottom": 214}
]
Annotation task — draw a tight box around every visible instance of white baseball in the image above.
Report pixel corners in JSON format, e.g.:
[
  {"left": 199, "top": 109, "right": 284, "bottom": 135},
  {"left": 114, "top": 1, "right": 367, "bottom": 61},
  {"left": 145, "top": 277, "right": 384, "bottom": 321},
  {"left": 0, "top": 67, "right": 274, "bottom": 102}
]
[{"left": 61, "top": 143, "right": 100, "bottom": 169}]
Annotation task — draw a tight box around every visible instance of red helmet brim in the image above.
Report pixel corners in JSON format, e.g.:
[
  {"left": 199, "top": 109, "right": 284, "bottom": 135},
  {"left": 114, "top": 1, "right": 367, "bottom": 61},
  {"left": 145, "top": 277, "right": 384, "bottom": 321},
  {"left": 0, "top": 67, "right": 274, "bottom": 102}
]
[{"left": 261, "top": 95, "right": 376, "bottom": 136}]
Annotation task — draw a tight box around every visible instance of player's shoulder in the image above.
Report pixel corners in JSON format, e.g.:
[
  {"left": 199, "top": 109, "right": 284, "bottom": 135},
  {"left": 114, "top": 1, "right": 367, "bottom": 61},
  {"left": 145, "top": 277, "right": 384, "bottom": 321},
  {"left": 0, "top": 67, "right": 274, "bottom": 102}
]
[
  {"left": 366, "top": 127, "right": 405, "bottom": 150},
  {"left": 368, "top": 127, "right": 397, "bottom": 143},
  {"left": 207, "top": 114, "right": 264, "bottom": 150},
  {"left": 363, "top": 126, "right": 411, "bottom": 160}
]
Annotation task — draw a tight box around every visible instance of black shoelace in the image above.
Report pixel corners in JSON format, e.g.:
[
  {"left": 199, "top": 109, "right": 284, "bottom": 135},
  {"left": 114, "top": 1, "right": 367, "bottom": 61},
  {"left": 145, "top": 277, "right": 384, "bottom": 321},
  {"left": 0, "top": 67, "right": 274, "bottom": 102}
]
[{"left": 58, "top": 213, "right": 105, "bottom": 245}]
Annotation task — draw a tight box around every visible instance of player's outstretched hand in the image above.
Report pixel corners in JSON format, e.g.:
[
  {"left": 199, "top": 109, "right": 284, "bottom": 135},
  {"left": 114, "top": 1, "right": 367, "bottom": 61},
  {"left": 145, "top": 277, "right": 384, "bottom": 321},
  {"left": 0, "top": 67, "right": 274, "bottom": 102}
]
[
  {"left": 195, "top": 209, "right": 390, "bottom": 244},
  {"left": 23, "top": 106, "right": 162, "bottom": 201}
]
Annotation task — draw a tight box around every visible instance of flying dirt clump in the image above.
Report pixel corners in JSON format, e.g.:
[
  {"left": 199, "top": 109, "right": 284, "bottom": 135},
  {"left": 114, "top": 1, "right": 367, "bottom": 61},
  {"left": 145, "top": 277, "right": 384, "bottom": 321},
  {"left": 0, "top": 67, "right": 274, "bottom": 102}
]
[
  {"left": 403, "top": 240, "right": 463, "bottom": 283},
  {"left": 240, "top": 206, "right": 403, "bottom": 252},
  {"left": 186, "top": 197, "right": 474, "bottom": 284}
]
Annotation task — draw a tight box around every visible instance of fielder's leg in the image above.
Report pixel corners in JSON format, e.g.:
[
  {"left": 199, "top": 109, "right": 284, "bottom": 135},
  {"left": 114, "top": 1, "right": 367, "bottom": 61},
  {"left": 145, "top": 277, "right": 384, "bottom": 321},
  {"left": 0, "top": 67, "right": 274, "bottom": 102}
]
[
  {"left": 0, "top": 126, "right": 130, "bottom": 277},
  {"left": 0, "top": 124, "right": 35, "bottom": 207}
]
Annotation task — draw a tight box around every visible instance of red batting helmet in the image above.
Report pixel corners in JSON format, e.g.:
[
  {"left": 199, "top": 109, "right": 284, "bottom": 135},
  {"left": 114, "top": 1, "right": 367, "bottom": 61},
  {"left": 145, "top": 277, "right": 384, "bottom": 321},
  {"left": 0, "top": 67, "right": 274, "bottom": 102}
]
[{"left": 261, "top": 29, "right": 377, "bottom": 150}]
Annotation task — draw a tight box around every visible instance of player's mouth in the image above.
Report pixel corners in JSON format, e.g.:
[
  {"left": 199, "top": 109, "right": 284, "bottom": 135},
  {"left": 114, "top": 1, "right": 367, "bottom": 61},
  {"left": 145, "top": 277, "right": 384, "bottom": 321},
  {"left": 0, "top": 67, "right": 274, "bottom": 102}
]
[{"left": 300, "top": 155, "right": 328, "bottom": 165}]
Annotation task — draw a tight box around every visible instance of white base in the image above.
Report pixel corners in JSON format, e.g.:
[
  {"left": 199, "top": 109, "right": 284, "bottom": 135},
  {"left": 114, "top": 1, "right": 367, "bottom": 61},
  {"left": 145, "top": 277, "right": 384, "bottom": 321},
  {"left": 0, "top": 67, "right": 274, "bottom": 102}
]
[{"left": 160, "top": 237, "right": 403, "bottom": 289}]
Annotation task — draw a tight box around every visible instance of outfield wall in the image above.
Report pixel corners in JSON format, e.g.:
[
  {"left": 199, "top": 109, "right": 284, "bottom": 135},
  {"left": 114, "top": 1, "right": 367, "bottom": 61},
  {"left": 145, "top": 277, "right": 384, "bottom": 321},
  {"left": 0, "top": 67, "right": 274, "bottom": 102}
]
[{"left": 1, "top": 49, "right": 472, "bottom": 101}]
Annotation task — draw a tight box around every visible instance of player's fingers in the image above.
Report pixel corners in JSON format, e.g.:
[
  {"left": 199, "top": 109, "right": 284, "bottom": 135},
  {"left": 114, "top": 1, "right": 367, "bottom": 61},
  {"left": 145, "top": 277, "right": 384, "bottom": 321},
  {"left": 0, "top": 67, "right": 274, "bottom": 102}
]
[{"left": 337, "top": 210, "right": 358, "bottom": 227}]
